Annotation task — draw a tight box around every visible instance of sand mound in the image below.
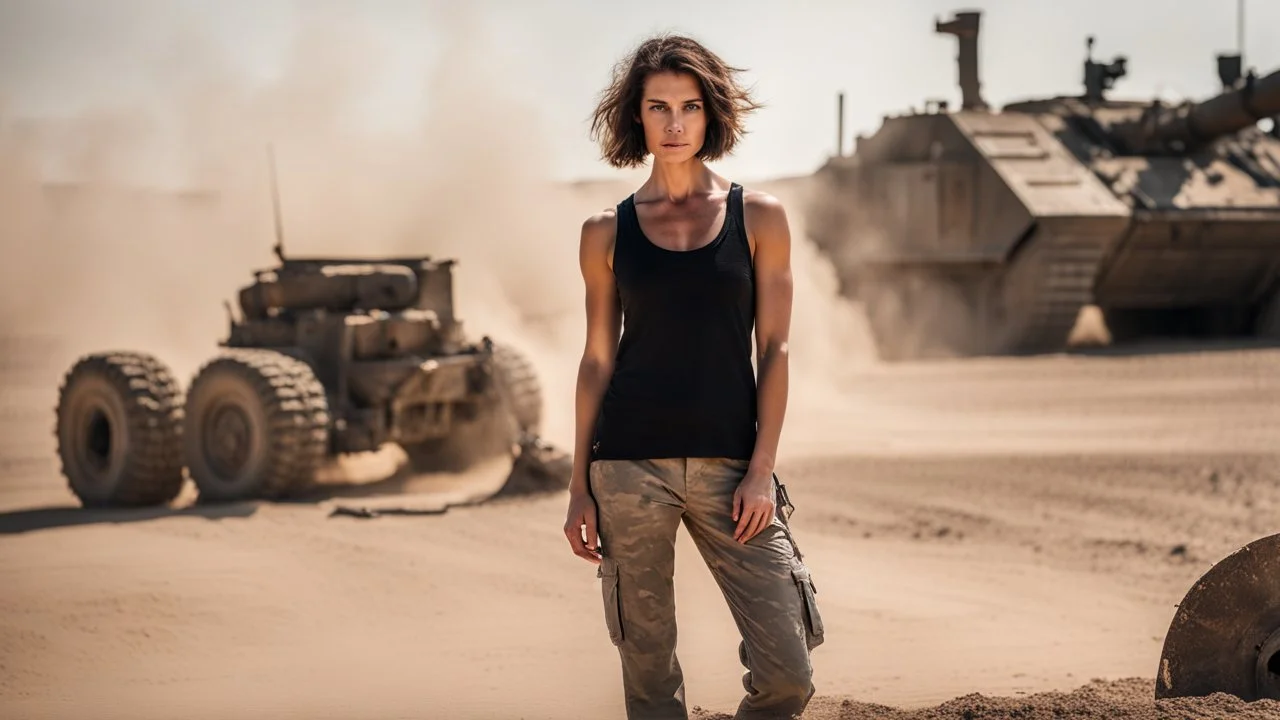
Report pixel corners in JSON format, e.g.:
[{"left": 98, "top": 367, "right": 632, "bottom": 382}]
[{"left": 693, "top": 679, "right": 1280, "bottom": 720}]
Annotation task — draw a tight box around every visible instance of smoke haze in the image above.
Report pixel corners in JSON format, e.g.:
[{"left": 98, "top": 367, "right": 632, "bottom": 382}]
[{"left": 0, "top": 3, "right": 871, "bottom": 452}]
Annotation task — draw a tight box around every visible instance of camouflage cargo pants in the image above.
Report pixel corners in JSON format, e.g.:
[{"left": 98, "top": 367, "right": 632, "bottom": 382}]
[{"left": 589, "top": 457, "right": 825, "bottom": 720}]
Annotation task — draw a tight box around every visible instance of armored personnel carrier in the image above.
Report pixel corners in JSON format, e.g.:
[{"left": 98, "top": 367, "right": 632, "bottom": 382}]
[
  {"left": 53, "top": 252, "right": 547, "bottom": 506},
  {"left": 807, "top": 10, "right": 1280, "bottom": 360}
]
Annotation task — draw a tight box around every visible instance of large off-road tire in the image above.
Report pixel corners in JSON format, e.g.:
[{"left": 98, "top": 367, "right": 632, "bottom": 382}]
[
  {"left": 54, "top": 352, "right": 185, "bottom": 507},
  {"left": 403, "top": 342, "right": 543, "bottom": 473},
  {"left": 492, "top": 342, "right": 542, "bottom": 434},
  {"left": 183, "top": 349, "right": 330, "bottom": 503}
]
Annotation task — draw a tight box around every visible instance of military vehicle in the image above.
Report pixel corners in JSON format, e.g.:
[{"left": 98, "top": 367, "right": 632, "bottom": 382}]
[
  {"left": 53, "top": 249, "right": 548, "bottom": 507},
  {"left": 807, "top": 10, "right": 1280, "bottom": 360},
  {"left": 48, "top": 143, "right": 563, "bottom": 514}
]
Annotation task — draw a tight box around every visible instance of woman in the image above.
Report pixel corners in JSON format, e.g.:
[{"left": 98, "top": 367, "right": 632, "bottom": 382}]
[{"left": 563, "top": 34, "right": 824, "bottom": 720}]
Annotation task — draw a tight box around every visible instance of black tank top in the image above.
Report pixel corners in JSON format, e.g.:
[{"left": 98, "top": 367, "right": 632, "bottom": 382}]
[{"left": 591, "top": 182, "right": 757, "bottom": 461}]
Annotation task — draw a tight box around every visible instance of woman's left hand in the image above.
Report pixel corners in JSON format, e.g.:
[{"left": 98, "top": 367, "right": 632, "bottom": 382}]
[{"left": 732, "top": 468, "right": 777, "bottom": 544}]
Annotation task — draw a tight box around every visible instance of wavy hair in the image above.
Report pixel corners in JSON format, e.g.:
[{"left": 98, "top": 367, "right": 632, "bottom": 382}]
[{"left": 589, "top": 34, "right": 763, "bottom": 168}]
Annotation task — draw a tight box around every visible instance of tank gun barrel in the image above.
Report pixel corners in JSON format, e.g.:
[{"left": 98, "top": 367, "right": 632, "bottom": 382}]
[{"left": 1130, "top": 66, "right": 1280, "bottom": 152}]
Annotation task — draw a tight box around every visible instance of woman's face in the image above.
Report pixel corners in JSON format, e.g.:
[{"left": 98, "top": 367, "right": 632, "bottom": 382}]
[{"left": 637, "top": 71, "right": 706, "bottom": 164}]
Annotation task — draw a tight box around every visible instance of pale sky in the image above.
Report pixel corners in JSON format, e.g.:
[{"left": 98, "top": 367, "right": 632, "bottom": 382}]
[{"left": 1, "top": 0, "right": 1278, "bottom": 182}]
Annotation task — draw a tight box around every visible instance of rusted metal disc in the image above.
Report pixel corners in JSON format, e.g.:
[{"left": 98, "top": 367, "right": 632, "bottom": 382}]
[{"left": 1156, "top": 533, "right": 1280, "bottom": 701}]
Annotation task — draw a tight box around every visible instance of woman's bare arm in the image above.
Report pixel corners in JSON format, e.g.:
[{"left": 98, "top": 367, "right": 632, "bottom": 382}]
[
  {"left": 563, "top": 209, "right": 621, "bottom": 563},
  {"left": 733, "top": 190, "right": 794, "bottom": 543}
]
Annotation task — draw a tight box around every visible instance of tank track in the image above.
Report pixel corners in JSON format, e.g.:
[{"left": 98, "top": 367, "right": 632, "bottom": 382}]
[{"left": 1001, "top": 233, "right": 1109, "bottom": 354}]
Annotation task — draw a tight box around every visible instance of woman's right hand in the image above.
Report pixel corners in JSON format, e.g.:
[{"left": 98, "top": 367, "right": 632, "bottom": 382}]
[{"left": 564, "top": 489, "right": 601, "bottom": 565}]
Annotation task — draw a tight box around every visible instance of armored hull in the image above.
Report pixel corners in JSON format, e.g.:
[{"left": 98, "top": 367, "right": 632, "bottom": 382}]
[{"left": 808, "top": 10, "right": 1280, "bottom": 359}]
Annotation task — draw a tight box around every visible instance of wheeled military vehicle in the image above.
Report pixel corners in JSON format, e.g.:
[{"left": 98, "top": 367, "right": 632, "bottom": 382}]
[
  {"left": 807, "top": 10, "right": 1280, "bottom": 360},
  {"left": 54, "top": 252, "right": 547, "bottom": 506}
]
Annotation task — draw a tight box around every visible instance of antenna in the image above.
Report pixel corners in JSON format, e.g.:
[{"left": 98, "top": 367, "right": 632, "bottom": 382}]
[
  {"left": 1238, "top": 0, "right": 1245, "bottom": 65},
  {"left": 1217, "top": 1, "right": 1247, "bottom": 90},
  {"left": 836, "top": 92, "right": 845, "bottom": 156},
  {"left": 267, "top": 143, "right": 286, "bottom": 263}
]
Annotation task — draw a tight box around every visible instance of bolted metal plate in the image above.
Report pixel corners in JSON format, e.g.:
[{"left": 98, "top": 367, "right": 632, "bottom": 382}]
[{"left": 1156, "top": 533, "right": 1280, "bottom": 701}]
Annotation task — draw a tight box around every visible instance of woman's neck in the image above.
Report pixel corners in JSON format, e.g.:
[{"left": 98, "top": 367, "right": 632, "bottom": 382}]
[{"left": 638, "top": 158, "right": 722, "bottom": 203}]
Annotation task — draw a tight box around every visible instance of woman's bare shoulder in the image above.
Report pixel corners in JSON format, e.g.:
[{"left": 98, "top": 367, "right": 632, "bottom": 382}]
[
  {"left": 742, "top": 187, "right": 787, "bottom": 217},
  {"left": 581, "top": 207, "right": 618, "bottom": 238},
  {"left": 741, "top": 188, "right": 790, "bottom": 250},
  {"left": 580, "top": 207, "right": 619, "bottom": 264}
]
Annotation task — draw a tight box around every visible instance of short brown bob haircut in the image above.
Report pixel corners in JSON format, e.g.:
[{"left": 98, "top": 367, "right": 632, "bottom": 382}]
[{"left": 590, "top": 34, "right": 762, "bottom": 169}]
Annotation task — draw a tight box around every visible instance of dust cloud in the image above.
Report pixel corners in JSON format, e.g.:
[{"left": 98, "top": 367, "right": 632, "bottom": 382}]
[
  {"left": 756, "top": 176, "right": 878, "bottom": 399},
  {"left": 0, "top": 5, "right": 874, "bottom": 451}
]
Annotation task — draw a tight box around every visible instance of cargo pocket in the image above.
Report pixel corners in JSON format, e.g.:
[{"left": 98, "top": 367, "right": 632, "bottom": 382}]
[
  {"left": 597, "top": 557, "right": 625, "bottom": 646},
  {"left": 790, "top": 563, "right": 825, "bottom": 650}
]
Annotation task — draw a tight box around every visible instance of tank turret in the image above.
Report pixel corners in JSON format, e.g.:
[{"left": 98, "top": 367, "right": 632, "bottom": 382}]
[
  {"left": 806, "top": 9, "right": 1280, "bottom": 360},
  {"left": 1113, "top": 67, "right": 1280, "bottom": 154}
]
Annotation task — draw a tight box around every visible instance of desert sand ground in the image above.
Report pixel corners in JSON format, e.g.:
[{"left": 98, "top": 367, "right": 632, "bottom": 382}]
[
  {"left": 2, "top": 51, "right": 1278, "bottom": 713},
  {"left": 2, "top": 325, "right": 1278, "bottom": 719}
]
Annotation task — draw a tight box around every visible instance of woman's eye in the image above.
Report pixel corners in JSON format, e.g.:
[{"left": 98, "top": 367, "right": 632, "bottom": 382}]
[{"left": 685, "top": 104, "right": 701, "bottom": 111}]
